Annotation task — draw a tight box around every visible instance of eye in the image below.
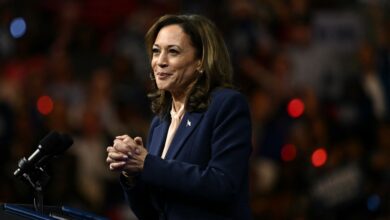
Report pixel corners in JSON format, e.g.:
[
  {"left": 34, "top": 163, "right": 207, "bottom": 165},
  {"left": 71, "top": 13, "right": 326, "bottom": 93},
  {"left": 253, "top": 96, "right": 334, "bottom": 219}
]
[
  {"left": 168, "top": 49, "right": 179, "bottom": 55},
  {"left": 152, "top": 47, "right": 160, "bottom": 55}
]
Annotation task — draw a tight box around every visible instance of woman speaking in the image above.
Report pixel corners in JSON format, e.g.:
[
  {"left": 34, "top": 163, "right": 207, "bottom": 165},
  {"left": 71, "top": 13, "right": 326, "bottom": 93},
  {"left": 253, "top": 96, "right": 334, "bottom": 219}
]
[{"left": 106, "top": 14, "right": 252, "bottom": 220}]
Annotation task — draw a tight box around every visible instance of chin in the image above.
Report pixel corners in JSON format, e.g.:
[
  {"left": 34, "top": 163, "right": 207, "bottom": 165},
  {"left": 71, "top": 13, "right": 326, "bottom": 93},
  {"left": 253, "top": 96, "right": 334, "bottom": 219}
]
[{"left": 156, "top": 84, "right": 171, "bottom": 91}]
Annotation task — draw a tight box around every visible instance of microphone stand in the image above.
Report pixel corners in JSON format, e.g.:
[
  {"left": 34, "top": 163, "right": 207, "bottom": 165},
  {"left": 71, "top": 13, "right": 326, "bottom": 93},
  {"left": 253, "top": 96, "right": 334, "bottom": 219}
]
[{"left": 16, "top": 157, "right": 50, "bottom": 214}]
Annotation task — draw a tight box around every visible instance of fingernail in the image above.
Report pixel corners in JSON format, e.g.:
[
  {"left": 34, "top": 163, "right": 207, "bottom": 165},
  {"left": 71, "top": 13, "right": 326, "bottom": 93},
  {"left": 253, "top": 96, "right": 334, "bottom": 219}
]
[
  {"left": 135, "top": 148, "right": 140, "bottom": 154},
  {"left": 123, "top": 155, "right": 128, "bottom": 159}
]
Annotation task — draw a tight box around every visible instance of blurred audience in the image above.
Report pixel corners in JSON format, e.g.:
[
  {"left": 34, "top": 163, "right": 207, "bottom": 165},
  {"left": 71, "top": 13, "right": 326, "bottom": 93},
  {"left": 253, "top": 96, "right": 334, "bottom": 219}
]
[{"left": 0, "top": 0, "right": 388, "bottom": 219}]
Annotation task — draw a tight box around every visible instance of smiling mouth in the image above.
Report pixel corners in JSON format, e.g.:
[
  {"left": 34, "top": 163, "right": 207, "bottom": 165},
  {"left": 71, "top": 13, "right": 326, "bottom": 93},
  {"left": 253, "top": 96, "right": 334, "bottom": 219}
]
[{"left": 156, "top": 72, "right": 172, "bottom": 79}]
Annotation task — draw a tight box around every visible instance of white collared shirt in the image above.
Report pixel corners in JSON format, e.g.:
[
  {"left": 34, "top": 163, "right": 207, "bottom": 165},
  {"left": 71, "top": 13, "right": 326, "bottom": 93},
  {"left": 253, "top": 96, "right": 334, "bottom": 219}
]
[{"left": 161, "top": 104, "right": 185, "bottom": 159}]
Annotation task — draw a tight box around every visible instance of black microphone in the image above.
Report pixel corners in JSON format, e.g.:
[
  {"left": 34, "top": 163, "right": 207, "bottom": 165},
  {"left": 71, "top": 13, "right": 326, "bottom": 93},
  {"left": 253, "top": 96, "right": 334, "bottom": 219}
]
[
  {"left": 35, "top": 133, "right": 73, "bottom": 168},
  {"left": 14, "top": 131, "right": 74, "bottom": 177}
]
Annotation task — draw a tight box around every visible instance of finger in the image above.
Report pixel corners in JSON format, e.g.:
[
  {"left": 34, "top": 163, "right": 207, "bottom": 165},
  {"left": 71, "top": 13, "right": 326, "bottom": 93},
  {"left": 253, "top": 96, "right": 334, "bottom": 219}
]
[
  {"left": 123, "top": 136, "right": 133, "bottom": 143},
  {"left": 116, "top": 134, "right": 130, "bottom": 140},
  {"left": 129, "top": 137, "right": 143, "bottom": 155},
  {"left": 134, "top": 147, "right": 141, "bottom": 155},
  {"left": 134, "top": 137, "right": 143, "bottom": 147},
  {"left": 121, "top": 136, "right": 136, "bottom": 146},
  {"left": 115, "top": 139, "right": 140, "bottom": 155},
  {"left": 107, "top": 146, "right": 115, "bottom": 152},
  {"left": 131, "top": 150, "right": 144, "bottom": 159},
  {"left": 106, "top": 157, "right": 112, "bottom": 163},
  {"left": 113, "top": 139, "right": 123, "bottom": 146},
  {"left": 108, "top": 152, "right": 128, "bottom": 161},
  {"left": 125, "top": 156, "right": 145, "bottom": 169},
  {"left": 116, "top": 136, "right": 132, "bottom": 144},
  {"left": 106, "top": 157, "right": 117, "bottom": 164},
  {"left": 106, "top": 154, "right": 129, "bottom": 164},
  {"left": 108, "top": 146, "right": 128, "bottom": 158},
  {"left": 109, "top": 161, "right": 126, "bottom": 170},
  {"left": 133, "top": 145, "right": 148, "bottom": 156},
  {"left": 113, "top": 140, "right": 131, "bottom": 153}
]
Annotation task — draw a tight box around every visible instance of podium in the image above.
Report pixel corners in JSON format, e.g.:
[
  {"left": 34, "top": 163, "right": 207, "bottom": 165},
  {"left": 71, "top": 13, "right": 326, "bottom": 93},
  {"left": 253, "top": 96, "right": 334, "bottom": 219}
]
[
  {"left": 0, "top": 203, "right": 108, "bottom": 220},
  {"left": 7, "top": 131, "right": 109, "bottom": 219}
]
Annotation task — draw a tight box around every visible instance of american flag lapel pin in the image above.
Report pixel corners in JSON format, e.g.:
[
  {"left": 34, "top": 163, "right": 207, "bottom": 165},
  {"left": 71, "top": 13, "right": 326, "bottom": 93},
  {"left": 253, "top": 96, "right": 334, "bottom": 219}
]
[{"left": 186, "top": 119, "right": 191, "bottom": 127}]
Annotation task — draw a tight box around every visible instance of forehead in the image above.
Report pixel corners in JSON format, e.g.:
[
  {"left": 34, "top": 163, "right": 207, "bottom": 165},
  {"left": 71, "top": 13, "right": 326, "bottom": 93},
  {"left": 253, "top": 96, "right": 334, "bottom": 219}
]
[{"left": 154, "top": 24, "right": 192, "bottom": 46}]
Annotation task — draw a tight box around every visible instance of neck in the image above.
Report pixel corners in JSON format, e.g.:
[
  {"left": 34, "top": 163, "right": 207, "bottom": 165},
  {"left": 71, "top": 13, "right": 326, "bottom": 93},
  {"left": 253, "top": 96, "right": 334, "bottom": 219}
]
[
  {"left": 171, "top": 94, "right": 186, "bottom": 112},
  {"left": 170, "top": 80, "right": 197, "bottom": 111}
]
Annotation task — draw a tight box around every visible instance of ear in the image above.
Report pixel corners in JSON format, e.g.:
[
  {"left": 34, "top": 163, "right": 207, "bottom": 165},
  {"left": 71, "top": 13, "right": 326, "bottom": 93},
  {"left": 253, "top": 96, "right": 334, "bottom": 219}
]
[{"left": 196, "top": 60, "right": 203, "bottom": 72}]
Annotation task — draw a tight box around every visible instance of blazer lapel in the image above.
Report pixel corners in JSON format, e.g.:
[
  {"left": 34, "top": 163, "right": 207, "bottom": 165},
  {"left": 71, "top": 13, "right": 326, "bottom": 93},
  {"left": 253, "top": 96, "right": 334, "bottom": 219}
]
[
  {"left": 165, "top": 112, "right": 204, "bottom": 159},
  {"left": 148, "top": 120, "right": 169, "bottom": 156}
]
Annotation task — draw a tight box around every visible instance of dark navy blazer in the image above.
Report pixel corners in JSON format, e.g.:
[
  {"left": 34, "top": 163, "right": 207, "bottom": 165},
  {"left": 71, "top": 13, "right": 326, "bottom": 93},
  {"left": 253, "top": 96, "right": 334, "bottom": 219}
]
[{"left": 121, "top": 88, "right": 253, "bottom": 220}]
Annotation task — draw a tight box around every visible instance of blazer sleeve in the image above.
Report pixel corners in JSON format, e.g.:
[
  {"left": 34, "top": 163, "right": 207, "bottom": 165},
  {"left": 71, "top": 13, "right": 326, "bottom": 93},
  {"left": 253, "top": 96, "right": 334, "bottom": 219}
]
[
  {"left": 140, "top": 91, "right": 252, "bottom": 203},
  {"left": 120, "top": 174, "right": 159, "bottom": 219},
  {"left": 120, "top": 117, "right": 161, "bottom": 219}
]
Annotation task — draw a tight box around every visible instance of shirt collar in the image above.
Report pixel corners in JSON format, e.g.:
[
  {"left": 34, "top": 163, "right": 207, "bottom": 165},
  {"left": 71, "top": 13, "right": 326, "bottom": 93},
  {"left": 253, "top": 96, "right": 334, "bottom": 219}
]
[{"left": 170, "top": 103, "right": 185, "bottom": 120}]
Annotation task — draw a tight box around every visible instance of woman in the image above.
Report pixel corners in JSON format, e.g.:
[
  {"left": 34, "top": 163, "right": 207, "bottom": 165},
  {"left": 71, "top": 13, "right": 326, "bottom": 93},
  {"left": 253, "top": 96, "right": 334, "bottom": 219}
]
[{"left": 106, "top": 14, "right": 252, "bottom": 220}]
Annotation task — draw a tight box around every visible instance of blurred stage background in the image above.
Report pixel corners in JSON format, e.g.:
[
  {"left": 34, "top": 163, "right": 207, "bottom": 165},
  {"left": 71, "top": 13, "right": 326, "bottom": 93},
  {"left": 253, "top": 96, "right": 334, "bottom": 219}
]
[{"left": 0, "top": 0, "right": 389, "bottom": 219}]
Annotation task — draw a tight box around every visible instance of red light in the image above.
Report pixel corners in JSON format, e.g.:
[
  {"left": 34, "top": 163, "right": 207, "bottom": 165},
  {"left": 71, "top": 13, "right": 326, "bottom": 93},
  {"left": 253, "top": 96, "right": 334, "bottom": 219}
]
[
  {"left": 37, "top": 95, "right": 54, "bottom": 115},
  {"left": 281, "top": 144, "right": 297, "bottom": 162},
  {"left": 287, "top": 98, "right": 305, "bottom": 118},
  {"left": 311, "top": 148, "right": 327, "bottom": 167}
]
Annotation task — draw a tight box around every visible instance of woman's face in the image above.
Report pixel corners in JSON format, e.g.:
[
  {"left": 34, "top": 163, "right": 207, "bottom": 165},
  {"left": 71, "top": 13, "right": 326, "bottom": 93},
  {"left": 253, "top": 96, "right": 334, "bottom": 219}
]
[{"left": 151, "top": 24, "right": 201, "bottom": 96}]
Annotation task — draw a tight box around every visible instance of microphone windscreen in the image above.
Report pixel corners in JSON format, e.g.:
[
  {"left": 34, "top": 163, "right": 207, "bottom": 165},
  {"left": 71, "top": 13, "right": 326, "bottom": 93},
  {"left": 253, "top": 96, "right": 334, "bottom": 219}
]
[
  {"left": 39, "top": 131, "right": 62, "bottom": 155},
  {"left": 58, "top": 134, "right": 74, "bottom": 154}
]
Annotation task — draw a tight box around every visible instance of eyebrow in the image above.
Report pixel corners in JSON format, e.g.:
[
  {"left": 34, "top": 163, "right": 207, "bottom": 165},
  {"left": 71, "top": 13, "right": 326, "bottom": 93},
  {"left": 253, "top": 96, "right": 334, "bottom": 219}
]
[
  {"left": 153, "top": 44, "right": 182, "bottom": 50},
  {"left": 154, "top": 42, "right": 181, "bottom": 47}
]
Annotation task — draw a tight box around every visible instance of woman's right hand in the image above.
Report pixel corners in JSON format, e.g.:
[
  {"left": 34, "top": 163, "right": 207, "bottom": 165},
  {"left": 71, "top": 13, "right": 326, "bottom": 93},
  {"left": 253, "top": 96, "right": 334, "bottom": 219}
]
[
  {"left": 106, "top": 135, "right": 148, "bottom": 175},
  {"left": 106, "top": 145, "right": 129, "bottom": 171}
]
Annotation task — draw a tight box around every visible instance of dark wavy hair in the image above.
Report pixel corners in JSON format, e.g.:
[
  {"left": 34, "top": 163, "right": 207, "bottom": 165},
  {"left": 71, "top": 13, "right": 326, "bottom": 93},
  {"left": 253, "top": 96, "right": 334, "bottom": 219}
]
[{"left": 145, "top": 14, "right": 233, "bottom": 117}]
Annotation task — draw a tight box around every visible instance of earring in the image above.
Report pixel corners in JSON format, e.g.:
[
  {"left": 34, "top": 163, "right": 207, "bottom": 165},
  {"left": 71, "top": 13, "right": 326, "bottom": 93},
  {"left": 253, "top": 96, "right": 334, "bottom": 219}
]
[{"left": 149, "top": 72, "right": 155, "bottom": 80}]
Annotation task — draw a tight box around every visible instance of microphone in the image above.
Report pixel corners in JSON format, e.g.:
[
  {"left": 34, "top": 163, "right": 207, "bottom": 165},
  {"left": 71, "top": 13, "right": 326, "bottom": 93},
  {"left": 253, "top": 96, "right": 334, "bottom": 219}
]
[
  {"left": 14, "top": 131, "right": 74, "bottom": 177},
  {"left": 35, "top": 133, "right": 73, "bottom": 168}
]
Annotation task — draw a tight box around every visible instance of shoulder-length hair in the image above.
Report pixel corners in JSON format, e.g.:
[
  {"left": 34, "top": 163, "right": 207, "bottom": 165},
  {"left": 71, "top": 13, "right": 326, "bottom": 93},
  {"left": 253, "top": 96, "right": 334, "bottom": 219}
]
[{"left": 145, "top": 14, "right": 233, "bottom": 117}]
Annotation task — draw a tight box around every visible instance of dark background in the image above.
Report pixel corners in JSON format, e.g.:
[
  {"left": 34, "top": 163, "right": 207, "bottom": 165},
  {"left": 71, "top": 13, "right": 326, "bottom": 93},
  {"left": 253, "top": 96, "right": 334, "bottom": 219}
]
[{"left": 0, "top": 0, "right": 389, "bottom": 219}]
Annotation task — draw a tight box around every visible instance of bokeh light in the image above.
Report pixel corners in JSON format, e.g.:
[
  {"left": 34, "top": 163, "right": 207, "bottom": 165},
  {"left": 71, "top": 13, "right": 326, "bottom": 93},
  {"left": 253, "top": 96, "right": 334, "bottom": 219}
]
[
  {"left": 0, "top": 1, "right": 388, "bottom": 219},
  {"left": 311, "top": 148, "right": 327, "bottom": 167},
  {"left": 367, "top": 194, "right": 381, "bottom": 212},
  {"left": 281, "top": 144, "right": 297, "bottom": 162},
  {"left": 287, "top": 98, "right": 305, "bottom": 118},
  {"left": 37, "top": 95, "right": 54, "bottom": 115},
  {"left": 9, "top": 17, "right": 27, "bottom": 38}
]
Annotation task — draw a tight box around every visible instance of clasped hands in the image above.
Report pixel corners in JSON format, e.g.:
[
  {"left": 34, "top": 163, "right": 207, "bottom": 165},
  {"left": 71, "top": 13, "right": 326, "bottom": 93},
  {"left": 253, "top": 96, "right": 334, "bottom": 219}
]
[{"left": 106, "top": 135, "right": 148, "bottom": 175}]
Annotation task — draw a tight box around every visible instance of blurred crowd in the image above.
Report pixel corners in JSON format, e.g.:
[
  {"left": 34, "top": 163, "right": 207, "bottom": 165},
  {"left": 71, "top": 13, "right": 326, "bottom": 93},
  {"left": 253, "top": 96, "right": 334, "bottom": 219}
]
[{"left": 0, "top": 0, "right": 389, "bottom": 219}]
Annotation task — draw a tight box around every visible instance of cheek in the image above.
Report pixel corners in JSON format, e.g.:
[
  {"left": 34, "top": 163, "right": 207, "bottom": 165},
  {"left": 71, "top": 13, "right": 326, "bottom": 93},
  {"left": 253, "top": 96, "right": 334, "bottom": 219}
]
[
  {"left": 182, "top": 68, "right": 198, "bottom": 82},
  {"left": 151, "top": 59, "right": 156, "bottom": 70}
]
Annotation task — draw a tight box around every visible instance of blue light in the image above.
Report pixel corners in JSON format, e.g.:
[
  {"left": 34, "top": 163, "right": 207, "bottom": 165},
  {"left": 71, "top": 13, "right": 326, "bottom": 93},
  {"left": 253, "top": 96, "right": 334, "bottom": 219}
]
[
  {"left": 10, "top": 17, "right": 27, "bottom": 38},
  {"left": 367, "top": 194, "right": 381, "bottom": 212}
]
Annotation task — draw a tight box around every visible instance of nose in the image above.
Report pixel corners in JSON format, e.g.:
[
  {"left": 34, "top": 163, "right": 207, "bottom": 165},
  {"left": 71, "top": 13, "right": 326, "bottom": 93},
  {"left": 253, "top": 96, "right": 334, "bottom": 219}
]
[{"left": 157, "top": 52, "right": 168, "bottom": 68}]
